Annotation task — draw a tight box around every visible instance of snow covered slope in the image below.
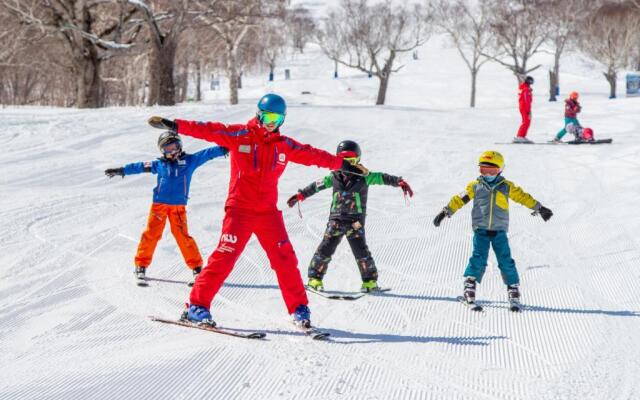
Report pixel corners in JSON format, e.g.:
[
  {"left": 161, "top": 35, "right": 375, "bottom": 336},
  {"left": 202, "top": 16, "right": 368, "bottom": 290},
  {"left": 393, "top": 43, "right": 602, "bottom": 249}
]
[{"left": 1, "top": 39, "right": 640, "bottom": 400}]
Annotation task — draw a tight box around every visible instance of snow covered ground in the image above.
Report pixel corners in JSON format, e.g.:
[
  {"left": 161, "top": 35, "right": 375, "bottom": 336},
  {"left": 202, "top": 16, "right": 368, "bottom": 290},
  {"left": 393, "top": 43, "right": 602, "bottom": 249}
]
[{"left": 1, "top": 37, "right": 640, "bottom": 400}]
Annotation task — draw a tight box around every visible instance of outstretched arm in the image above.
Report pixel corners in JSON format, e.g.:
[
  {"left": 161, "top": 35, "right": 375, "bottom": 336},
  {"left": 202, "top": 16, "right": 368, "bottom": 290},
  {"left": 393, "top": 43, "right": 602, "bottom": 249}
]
[
  {"left": 106, "top": 160, "right": 158, "bottom": 178},
  {"left": 506, "top": 181, "right": 553, "bottom": 221},
  {"left": 434, "top": 180, "right": 476, "bottom": 226},
  {"left": 190, "top": 146, "right": 229, "bottom": 169},
  {"left": 287, "top": 175, "right": 332, "bottom": 208},
  {"left": 175, "top": 119, "right": 247, "bottom": 148},
  {"left": 365, "top": 172, "right": 413, "bottom": 197}
]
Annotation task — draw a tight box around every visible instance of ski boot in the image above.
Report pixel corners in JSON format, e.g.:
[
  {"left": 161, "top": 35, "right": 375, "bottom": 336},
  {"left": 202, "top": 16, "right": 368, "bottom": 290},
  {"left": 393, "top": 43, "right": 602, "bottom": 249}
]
[
  {"left": 463, "top": 277, "right": 476, "bottom": 304},
  {"left": 507, "top": 284, "right": 522, "bottom": 312},
  {"left": 292, "top": 304, "right": 311, "bottom": 328},
  {"left": 360, "top": 280, "right": 379, "bottom": 293},
  {"left": 181, "top": 304, "right": 216, "bottom": 326},
  {"left": 188, "top": 266, "right": 202, "bottom": 287},
  {"left": 307, "top": 278, "right": 324, "bottom": 292},
  {"left": 135, "top": 266, "right": 148, "bottom": 286}
]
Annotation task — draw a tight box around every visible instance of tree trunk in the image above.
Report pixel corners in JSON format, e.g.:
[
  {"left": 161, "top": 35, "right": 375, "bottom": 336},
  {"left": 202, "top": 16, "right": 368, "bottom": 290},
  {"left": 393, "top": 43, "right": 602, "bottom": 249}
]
[
  {"left": 604, "top": 68, "right": 617, "bottom": 98},
  {"left": 227, "top": 43, "right": 239, "bottom": 105},
  {"left": 376, "top": 75, "right": 390, "bottom": 105},
  {"left": 74, "top": 47, "right": 102, "bottom": 108},
  {"left": 549, "top": 49, "right": 561, "bottom": 102},
  {"left": 375, "top": 52, "right": 396, "bottom": 105},
  {"left": 195, "top": 61, "right": 202, "bottom": 102},
  {"left": 470, "top": 68, "right": 478, "bottom": 108},
  {"left": 147, "top": 39, "right": 177, "bottom": 106}
]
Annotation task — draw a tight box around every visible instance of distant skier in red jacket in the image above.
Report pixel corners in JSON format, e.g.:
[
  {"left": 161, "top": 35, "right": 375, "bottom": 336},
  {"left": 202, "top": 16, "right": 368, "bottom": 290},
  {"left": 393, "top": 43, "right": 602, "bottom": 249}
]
[
  {"left": 148, "top": 93, "right": 367, "bottom": 329},
  {"left": 514, "top": 76, "right": 534, "bottom": 143}
]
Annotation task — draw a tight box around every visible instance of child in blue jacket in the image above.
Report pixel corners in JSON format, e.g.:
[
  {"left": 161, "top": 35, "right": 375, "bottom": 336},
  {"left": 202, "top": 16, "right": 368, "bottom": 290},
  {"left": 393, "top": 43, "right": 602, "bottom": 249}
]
[{"left": 105, "top": 131, "right": 228, "bottom": 286}]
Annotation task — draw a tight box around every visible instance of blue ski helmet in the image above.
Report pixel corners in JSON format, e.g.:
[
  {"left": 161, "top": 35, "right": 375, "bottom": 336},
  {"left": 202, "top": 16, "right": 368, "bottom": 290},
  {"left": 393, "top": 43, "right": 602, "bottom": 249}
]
[{"left": 257, "top": 93, "right": 287, "bottom": 115}]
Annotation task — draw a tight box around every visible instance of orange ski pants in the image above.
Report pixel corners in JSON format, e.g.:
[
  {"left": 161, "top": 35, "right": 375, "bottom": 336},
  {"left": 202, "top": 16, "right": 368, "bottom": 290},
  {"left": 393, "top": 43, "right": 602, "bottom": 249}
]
[{"left": 135, "top": 203, "right": 203, "bottom": 269}]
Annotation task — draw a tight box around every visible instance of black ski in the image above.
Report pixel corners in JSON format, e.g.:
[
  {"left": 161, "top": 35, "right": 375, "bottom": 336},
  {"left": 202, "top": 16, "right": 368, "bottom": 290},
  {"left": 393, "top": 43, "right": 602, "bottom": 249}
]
[
  {"left": 306, "top": 286, "right": 391, "bottom": 300},
  {"left": 149, "top": 316, "right": 267, "bottom": 339},
  {"left": 293, "top": 322, "right": 331, "bottom": 340},
  {"left": 457, "top": 296, "right": 483, "bottom": 312}
]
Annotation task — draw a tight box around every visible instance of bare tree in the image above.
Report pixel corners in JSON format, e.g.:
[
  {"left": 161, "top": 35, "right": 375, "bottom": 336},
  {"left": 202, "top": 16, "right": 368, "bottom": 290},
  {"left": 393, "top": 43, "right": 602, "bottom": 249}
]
[
  {"left": 286, "top": 5, "right": 315, "bottom": 54},
  {"left": 481, "top": 0, "right": 549, "bottom": 83},
  {"left": 432, "top": 0, "right": 491, "bottom": 107},
  {"left": 194, "top": 0, "right": 285, "bottom": 105},
  {"left": 1, "top": 0, "right": 140, "bottom": 108},
  {"left": 578, "top": 2, "right": 640, "bottom": 98},
  {"left": 538, "top": 0, "right": 590, "bottom": 101},
  {"left": 260, "top": 21, "right": 288, "bottom": 81},
  {"left": 124, "top": 0, "right": 190, "bottom": 106},
  {"left": 319, "top": 0, "right": 429, "bottom": 105}
]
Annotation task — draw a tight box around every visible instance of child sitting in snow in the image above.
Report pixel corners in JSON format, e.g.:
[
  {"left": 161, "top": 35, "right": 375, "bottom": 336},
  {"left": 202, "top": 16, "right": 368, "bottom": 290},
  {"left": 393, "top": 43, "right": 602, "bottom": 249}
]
[
  {"left": 552, "top": 91, "right": 582, "bottom": 143},
  {"left": 104, "top": 131, "right": 228, "bottom": 286},
  {"left": 287, "top": 140, "right": 413, "bottom": 293},
  {"left": 433, "top": 151, "right": 553, "bottom": 310}
]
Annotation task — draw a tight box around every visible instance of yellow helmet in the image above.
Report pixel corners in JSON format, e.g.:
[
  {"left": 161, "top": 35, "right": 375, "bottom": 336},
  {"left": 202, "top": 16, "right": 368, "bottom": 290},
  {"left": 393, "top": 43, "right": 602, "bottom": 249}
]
[{"left": 478, "top": 151, "right": 504, "bottom": 170}]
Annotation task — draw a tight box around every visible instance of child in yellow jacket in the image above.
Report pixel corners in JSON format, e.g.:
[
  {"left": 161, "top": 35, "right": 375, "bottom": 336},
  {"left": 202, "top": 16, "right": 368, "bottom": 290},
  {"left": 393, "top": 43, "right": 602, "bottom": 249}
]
[{"left": 433, "top": 151, "right": 553, "bottom": 310}]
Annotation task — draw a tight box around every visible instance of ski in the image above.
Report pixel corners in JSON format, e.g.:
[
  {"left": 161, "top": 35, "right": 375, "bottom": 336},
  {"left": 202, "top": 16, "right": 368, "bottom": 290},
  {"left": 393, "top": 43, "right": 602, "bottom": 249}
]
[
  {"left": 305, "top": 286, "right": 391, "bottom": 301},
  {"left": 495, "top": 138, "right": 612, "bottom": 145},
  {"left": 293, "top": 322, "right": 331, "bottom": 340},
  {"left": 149, "top": 316, "right": 267, "bottom": 339},
  {"left": 509, "top": 301, "right": 523, "bottom": 313},
  {"left": 457, "top": 296, "right": 483, "bottom": 312}
]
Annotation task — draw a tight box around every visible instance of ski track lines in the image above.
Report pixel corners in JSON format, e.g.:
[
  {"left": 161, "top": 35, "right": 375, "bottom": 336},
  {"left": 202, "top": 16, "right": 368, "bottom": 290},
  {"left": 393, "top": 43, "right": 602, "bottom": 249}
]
[{"left": 3, "top": 102, "right": 640, "bottom": 399}]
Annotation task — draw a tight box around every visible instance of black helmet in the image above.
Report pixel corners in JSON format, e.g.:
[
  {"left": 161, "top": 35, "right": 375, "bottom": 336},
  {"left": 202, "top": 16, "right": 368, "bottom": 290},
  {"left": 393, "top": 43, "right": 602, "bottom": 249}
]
[
  {"left": 336, "top": 140, "right": 361, "bottom": 158},
  {"left": 157, "top": 131, "right": 182, "bottom": 153},
  {"left": 524, "top": 76, "right": 534, "bottom": 85}
]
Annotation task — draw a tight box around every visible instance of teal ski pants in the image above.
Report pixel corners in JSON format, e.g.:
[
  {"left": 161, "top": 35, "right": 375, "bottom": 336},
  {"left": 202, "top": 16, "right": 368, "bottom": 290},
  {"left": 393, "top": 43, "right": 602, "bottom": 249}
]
[
  {"left": 555, "top": 117, "right": 580, "bottom": 140},
  {"left": 464, "top": 229, "right": 519, "bottom": 285}
]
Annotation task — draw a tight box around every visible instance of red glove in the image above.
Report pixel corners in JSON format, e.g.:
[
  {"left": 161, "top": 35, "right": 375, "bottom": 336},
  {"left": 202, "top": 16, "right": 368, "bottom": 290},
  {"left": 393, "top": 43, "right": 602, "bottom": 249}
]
[
  {"left": 398, "top": 180, "right": 413, "bottom": 197},
  {"left": 287, "top": 192, "right": 305, "bottom": 208}
]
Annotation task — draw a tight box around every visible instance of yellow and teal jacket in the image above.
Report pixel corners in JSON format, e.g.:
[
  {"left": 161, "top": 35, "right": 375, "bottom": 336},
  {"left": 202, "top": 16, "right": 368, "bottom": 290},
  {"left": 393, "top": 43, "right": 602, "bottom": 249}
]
[{"left": 446, "top": 175, "right": 541, "bottom": 232}]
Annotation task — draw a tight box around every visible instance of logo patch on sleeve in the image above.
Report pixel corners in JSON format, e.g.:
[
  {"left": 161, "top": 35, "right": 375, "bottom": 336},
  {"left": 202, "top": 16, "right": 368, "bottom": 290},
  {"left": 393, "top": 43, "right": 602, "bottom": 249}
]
[
  {"left": 144, "top": 161, "right": 152, "bottom": 168},
  {"left": 239, "top": 145, "right": 251, "bottom": 153}
]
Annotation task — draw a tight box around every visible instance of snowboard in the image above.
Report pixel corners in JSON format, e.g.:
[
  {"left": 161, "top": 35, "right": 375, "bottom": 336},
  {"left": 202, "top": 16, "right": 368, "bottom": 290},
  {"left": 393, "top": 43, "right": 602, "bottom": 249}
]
[{"left": 149, "top": 316, "right": 267, "bottom": 339}]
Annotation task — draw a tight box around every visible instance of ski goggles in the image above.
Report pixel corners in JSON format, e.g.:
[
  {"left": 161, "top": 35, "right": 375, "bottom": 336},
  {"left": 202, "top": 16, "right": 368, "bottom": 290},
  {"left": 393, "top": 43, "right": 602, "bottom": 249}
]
[
  {"left": 479, "top": 164, "right": 501, "bottom": 176},
  {"left": 259, "top": 111, "right": 285, "bottom": 126},
  {"left": 162, "top": 142, "right": 181, "bottom": 155},
  {"left": 338, "top": 151, "right": 360, "bottom": 164}
]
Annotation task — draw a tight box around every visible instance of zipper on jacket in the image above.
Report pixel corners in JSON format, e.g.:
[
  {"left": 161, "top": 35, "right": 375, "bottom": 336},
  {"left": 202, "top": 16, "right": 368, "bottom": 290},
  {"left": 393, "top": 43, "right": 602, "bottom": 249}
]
[{"left": 488, "top": 190, "right": 494, "bottom": 229}]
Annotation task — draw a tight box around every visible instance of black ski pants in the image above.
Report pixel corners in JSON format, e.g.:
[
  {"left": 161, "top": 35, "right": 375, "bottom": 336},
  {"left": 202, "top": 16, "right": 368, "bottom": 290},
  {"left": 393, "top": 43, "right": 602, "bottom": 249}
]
[{"left": 307, "top": 218, "right": 377, "bottom": 281}]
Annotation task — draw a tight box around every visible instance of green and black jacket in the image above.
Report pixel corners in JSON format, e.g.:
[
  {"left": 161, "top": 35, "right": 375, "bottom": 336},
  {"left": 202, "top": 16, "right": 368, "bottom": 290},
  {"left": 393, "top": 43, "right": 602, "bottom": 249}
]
[{"left": 298, "top": 171, "right": 403, "bottom": 220}]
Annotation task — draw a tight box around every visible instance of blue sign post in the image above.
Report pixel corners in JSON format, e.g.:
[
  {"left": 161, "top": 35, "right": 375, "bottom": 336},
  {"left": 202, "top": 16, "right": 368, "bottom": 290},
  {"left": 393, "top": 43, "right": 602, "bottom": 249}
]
[{"left": 626, "top": 73, "right": 640, "bottom": 97}]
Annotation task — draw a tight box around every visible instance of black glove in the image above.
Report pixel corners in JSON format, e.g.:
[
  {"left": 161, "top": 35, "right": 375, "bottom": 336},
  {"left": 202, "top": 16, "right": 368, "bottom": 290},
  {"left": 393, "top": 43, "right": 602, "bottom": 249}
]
[
  {"left": 538, "top": 205, "right": 553, "bottom": 222},
  {"left": 148, "top": 116, "right": 177, "bottom": 131},
  {"left": 340, "top": 159, "right": 369, "bottom": 176},
  {"left": 105, "top": 167, "right": 125, "bottom": 178},
  {"left": 433, "top": 208, "right": 449, "bottom": 227},
  {"left": 287, "top": 192, "right": 305, "bottom": 208},
  {"left": 221, "top": 147, "right": 229, "bottom": 156}
]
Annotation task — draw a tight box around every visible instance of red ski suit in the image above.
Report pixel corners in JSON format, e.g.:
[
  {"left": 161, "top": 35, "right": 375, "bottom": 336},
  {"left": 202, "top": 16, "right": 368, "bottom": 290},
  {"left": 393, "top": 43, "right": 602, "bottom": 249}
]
[
  {"left": 516, "top": 82, "right": 532, "bottom": 138},
  {"left": 175, "top": 117, "right": 343, "bottom": 313}
]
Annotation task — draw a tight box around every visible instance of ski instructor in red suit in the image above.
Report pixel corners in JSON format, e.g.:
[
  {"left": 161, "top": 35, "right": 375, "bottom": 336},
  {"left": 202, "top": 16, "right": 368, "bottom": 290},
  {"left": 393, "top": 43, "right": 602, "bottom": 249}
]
[
  {"left": 148, "top": 94, "right": 367, "bottom": 328},
  {"left": 514, "top": 76, "right": 534, "bottom": 143}
]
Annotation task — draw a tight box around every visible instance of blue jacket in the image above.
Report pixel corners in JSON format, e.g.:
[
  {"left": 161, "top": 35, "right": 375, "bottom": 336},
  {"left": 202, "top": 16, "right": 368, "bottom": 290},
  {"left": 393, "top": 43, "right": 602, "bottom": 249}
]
[{"left": 123, "top": 146, "right": 228, "bottom": 205}]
